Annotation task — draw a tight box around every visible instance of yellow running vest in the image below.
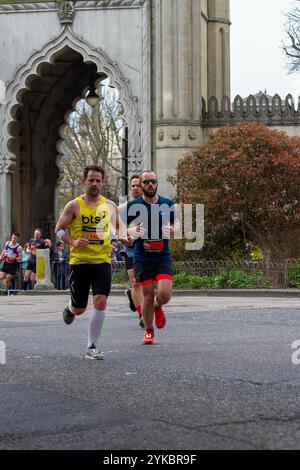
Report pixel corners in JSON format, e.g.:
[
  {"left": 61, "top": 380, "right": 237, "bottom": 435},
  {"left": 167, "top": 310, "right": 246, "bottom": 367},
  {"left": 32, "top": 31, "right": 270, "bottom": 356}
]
[{"left": 69, "top": 195, "right": 111, "bottom": 265}]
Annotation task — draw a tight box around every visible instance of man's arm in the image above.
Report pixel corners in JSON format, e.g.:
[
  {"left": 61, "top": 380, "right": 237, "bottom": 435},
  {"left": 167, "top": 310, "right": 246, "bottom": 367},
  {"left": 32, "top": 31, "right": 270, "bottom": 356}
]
[
  {"left": 110, "top": 200, "right": 134, "bottom": 244},
  {"left": 16, "top": 246, "right": 23, "bottom": 263},
  {"left": 117, "top": 201, "right": 137, "bottom": 245},
  {"left": 55, "top": 200, "right": 88, "bottom": 248}
]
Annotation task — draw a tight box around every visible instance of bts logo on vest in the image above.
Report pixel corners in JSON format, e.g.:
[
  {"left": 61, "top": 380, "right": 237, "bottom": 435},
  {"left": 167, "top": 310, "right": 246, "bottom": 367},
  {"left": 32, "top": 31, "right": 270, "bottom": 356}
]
[{"left": 82, "top": 215, "right": 104, "bottom": 225}]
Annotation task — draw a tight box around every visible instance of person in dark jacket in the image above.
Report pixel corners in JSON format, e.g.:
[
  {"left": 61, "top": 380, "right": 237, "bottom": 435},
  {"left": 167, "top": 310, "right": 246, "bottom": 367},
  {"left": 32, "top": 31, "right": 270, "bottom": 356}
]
[{"left": 53, "top": 241, "right": 69, "bottom": 290}]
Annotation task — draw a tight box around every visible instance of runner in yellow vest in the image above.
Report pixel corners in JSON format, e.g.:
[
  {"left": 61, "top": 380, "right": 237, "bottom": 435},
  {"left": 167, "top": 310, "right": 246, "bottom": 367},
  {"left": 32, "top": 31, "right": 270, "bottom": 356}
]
[{"left": 55, "top": 165, "right": 130, "bottom": 360}]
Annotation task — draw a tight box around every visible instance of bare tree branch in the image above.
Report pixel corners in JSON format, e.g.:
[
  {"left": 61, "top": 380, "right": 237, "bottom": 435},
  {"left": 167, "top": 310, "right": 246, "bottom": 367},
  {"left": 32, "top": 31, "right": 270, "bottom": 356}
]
[
  {"left": 58, "top": 84, "right": 124, "bottom": 211},
  {"left": 282, "top": 1, "right": 300, "bottom": 73}
]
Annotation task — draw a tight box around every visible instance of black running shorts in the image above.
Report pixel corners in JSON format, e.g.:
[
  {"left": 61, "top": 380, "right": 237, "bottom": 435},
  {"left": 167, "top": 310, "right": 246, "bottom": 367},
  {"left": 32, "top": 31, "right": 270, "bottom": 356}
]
[
  {"left": 69, "top": 263, "right": 112, "bottom": 309},
  {"left": 133, "top": 260, "right": 173, "bottom": 286},
  {"left": 123, "top": 253, "right": 134, "bottom": 271},
  {"left": 0, "top": 261, "right": 18, "bottom": 276},
  {"left": 26, "top": 260, "right": 36, "bottom": 274}
]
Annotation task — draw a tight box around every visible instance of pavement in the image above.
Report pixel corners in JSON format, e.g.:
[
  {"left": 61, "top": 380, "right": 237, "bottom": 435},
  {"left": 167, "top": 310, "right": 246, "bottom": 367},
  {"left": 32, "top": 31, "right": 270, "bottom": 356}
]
[
  {"left": 7, "top": 287, "right": 300, "bottom": 297},
  {"left": 0, "top": 293, "right": 300, "bottom": 450}
]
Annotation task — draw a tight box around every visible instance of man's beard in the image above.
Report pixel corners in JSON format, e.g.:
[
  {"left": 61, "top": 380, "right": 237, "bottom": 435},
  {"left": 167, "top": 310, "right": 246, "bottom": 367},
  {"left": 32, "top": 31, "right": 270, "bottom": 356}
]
[
  {"left": 142, "top": 186, "right": 158, "bottom": 198},
  {"left": 87, "top": 187, "right": 100, "bottom": 197}
]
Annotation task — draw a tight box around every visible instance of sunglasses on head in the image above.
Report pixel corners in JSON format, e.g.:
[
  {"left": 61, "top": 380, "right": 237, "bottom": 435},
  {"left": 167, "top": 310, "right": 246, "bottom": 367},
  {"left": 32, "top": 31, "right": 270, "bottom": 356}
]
[{"left": 142, "top": 179, "right": 158, "bottom": 185}]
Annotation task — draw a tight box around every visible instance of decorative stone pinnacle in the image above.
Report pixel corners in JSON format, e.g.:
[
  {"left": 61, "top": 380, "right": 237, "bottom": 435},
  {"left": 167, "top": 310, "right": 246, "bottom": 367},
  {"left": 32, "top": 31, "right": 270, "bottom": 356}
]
[{"left": 57, "top": 1, "right": 75, "bottom": 25}]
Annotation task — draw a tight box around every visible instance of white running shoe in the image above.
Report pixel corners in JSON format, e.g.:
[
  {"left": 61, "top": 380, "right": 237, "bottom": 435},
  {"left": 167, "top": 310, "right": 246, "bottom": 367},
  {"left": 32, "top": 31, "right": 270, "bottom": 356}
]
[{"left": 85, "top": 344, "right": 103, "bottom": 360}]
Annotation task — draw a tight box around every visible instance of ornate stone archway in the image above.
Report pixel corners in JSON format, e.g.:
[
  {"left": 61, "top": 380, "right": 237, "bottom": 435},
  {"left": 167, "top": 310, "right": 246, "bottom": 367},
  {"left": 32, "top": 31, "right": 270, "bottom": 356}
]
[
  {"left": 0, "top": 24, "right": 142, "bottom": 173},
  {"left": 0, "top": 0, "right": 233, "bottom": 247},
  {"left": 0, "top": 25, "right": 143, "bottom": 242}
]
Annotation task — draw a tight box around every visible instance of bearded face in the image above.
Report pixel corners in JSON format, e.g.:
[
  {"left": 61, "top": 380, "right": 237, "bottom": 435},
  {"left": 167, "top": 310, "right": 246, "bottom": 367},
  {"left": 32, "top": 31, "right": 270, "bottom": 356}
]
[{"left": 141, "top": 173, "right": 158, "bottom": 198}]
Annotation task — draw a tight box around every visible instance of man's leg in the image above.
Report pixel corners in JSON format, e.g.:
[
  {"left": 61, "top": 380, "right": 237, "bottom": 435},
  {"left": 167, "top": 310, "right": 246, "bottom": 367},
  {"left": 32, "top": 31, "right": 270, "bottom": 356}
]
[
  {"left": 133, "top": 261, "right": 156, "bottom": 343},
  {"left": 127, "top": 268, "right": 144, "bottom": 326},
  {"left": 86, "top": 294, "right": 107, "bottom": 357},
  {"left": 0, "top": 272, "right": 7, "bottom": 294},
  {"left": 140, "top": 283, "right": 156, "bottom": 344},
  {"left": 153, "top": 272, "right": 173, "bottom": 329},
  {"left": 86, "top": 263, "right": 111, "bottom": 359},
  {"left": 63, "top": 300, "right": 86, "bottom": 324},
  {"left": 124, "top": 255, "right": 137, "bottom": 312},
  {"left": 23, "top": 269, "right": 32, "bottom": 290},
  {"left": 155, "top": 278, "right": 173, "bottom": 307},
  {"left": 0, "top": 271, "right": 6, "bottom": 288},
  {"left": 28, "top": 262, "right": 37, "bottom": 286},
  {"left": 4, "top": 274, "right": 12, "bottom": 292},
  {"left": 63, "top": 266, "right": 89, "bottom": 325},
  {"left": 141, "top": 283, "right": 155, "bottom": 329}
]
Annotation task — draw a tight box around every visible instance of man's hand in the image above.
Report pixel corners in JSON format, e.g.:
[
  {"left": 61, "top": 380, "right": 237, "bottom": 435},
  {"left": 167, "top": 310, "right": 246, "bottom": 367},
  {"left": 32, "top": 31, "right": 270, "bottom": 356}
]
[
  {"left": 122, "top": 236, "right": 135, "bottom": 247},
  {"left": 162, "top": 223, "right": 175, "bottom": 239},
  {"left": 128, "top": 223, "right": 145, "bottom": 239},
  {"left": 71, "top": 238, "right": 89, "bottom": 248}
]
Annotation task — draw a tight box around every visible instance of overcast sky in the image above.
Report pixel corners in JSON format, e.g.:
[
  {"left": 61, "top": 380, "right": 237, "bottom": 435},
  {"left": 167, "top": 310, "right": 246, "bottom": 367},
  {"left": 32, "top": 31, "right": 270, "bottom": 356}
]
[{"left": 230, "top": 0, "right": 299, "bottom": 102}]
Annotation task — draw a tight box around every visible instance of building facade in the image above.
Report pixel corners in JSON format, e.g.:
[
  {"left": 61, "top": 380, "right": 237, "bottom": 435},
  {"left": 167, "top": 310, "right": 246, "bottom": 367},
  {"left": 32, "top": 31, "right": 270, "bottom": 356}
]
[
  {"left": 0, "top": 0, "right": 299, "bottom": 247},
  {"left": 0, "top": 0, "right": 231, "bottom": 245}
]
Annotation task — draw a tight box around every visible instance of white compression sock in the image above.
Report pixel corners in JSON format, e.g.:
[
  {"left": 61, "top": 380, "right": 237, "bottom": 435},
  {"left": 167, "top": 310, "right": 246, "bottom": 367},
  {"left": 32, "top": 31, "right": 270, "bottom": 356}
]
[
  {"left": 68, "top": 299, "right": 73, "bottom": 313},
  {"left": 87, "top": 309, "right": 106, "bottom": 349}
]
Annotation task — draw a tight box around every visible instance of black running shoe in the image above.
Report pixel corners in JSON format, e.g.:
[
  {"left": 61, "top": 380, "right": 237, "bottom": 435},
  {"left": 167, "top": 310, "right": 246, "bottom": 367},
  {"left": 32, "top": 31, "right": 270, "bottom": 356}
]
[
  {"left": 125, "top": 288, "right": 136, "bottom": 312},
  {"left": 139, "top": 315, "right": 145, "bottom": 329},
  {"left": 63, "top": 305, "right": 75, "bottom": 325}
]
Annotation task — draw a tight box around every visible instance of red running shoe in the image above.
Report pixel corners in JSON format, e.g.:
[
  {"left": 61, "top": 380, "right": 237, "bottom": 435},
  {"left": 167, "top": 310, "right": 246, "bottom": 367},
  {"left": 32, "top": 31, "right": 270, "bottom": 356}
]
[
  {"left": 143, "top": 329, "right": 155, "bottom": 345},
  {"left": 154, "top": 305, "right": 166, "bottom": 329}
]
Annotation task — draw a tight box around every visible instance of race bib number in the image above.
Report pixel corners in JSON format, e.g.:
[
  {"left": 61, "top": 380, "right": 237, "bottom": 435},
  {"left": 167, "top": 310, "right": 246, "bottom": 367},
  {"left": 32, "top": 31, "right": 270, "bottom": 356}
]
[
  {"left": 143, "top": 240, "right": 164, "bottom": 253},
  {"left": 82, "top": 227, "right": 105, "bottom": 244}
]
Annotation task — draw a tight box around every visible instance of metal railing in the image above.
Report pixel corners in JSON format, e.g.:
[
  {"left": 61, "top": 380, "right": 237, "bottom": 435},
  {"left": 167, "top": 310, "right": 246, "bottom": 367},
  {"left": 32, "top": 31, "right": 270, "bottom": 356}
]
[
  {"left": 172, "top": 260, "right": 289, "bottom": 288},
  {"left": 1, "top": 259, "right": 300, "bottom": 293},
  {"left": 0, "top": 261, "right": 71, "bottom": 294}
]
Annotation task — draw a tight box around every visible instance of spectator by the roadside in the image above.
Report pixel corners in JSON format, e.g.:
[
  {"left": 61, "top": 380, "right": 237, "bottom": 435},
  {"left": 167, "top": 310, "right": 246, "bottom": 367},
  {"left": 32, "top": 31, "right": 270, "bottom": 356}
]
[{"left": 53, "top": 241, "right": 69, "bottom": 290}]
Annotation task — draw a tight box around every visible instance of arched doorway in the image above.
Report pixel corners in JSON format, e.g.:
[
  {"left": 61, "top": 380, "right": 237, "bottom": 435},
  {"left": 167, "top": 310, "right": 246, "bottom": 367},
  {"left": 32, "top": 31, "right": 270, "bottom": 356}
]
[{"left": 0, "top": 27, "right": 141, "bottom": 244}]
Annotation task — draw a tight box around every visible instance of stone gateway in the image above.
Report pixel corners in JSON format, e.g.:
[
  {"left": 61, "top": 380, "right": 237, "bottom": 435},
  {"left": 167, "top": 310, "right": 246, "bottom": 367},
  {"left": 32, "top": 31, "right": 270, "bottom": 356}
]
[{"left": 0, "top": 1, "right": 298, "bottom": 246}]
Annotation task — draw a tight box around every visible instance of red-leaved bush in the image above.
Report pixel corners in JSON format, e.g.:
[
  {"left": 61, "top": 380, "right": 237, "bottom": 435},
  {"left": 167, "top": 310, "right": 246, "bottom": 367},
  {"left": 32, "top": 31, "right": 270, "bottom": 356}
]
[{"left": 171, "top": 123, "right": 300, "bottom": 261}]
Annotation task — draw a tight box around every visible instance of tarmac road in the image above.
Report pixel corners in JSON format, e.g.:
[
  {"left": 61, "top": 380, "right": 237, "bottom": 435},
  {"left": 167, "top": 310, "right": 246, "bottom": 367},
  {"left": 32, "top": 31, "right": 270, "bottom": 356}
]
[{"left": 0, "top": 294, "right": 300, "bottom": 450}]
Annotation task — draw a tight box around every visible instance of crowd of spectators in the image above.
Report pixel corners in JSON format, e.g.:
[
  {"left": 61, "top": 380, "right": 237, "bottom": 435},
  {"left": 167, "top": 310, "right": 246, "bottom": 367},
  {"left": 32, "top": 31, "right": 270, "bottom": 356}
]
[{"left": 1, "top": 229, "right": 126, "bottom": 293}]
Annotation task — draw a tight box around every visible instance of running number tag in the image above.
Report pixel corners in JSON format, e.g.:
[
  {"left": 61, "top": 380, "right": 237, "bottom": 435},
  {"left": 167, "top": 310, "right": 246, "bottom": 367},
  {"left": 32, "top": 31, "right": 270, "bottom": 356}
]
[
  {"left": 143, "top": 240, "right": 164, "bottom": 253},
  {"left": 82, "top": 227, "right": 105, "bottom": 244}
]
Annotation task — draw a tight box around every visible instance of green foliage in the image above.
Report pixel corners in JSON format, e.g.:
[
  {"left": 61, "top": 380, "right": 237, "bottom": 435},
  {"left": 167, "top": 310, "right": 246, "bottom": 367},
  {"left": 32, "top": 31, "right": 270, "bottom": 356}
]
[
  {"left": 112, "top": 271, "right": 127, "bottom": 284},
  {"left": 226, "top": 270, "right": 268, "bottom": 288},
  {"left": 173, "top": 269, "right": 270, "bottom": 289},
  {"left": 287, "top": 264, "right": 300, "bottom": 288}
]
